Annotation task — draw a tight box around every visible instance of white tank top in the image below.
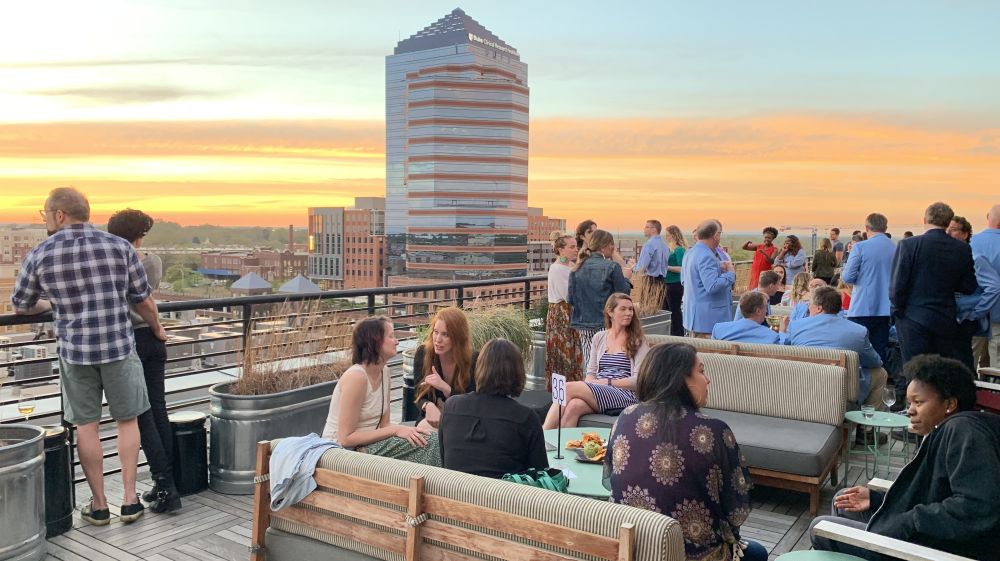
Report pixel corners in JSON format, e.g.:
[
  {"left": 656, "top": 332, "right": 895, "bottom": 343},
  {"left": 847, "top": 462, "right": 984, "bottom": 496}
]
[{"left": 322, "top": 365, "right": 388, "bottom": 445}]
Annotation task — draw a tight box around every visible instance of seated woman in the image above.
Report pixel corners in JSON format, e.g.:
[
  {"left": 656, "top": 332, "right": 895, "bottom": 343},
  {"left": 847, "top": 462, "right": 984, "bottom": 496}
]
[
  {"left": 809, "top": 355, "right": 1000, "bottom": 561},
  {"left": 438, "top": 338, "right": 548, "bottom": 478},
  {"left": 604, "top": 343, "right": 768, "bottom": 561},
  {"left": 769, "top": 264, "right": 787, "bottom": 305},
  {"left": 543, "top": 293, "right": 650, "bottom": 429},
  {"left": 322, "top": 316, "right": 440, "bottom": 465},
  {"left": 412, "top": 307, "right": 476, "bottom": 430}
]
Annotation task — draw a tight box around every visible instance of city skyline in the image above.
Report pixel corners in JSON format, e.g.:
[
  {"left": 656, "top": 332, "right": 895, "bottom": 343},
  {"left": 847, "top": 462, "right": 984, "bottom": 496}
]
[{"left": 1, "top": 1, "right": 998, "bottom": 230}]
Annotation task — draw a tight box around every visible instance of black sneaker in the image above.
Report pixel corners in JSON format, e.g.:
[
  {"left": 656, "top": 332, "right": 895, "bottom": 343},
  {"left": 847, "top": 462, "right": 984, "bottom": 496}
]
[
  {"left": 120, "top": 495, "right": 145, "bottom": 524},
  {"left": 141, "top": 483, "right": 161, "bottom": 503},
  {"left": 81, "top": 500, "right": 111, "bottom": 526}
]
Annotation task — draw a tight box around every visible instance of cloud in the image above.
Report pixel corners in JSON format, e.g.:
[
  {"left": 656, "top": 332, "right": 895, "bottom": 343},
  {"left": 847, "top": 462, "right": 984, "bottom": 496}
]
[{"left": 29, "top": 85, "right": 222, "bottom": 105}]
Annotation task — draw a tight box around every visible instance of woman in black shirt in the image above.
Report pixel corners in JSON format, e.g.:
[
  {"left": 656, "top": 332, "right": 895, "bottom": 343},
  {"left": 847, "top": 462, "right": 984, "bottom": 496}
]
[
  {"left": 438, "top": 338, "right": 548, "bottom": 478},
  {"left": 412, "top": 307, "right": 476, "bottom": 429}
]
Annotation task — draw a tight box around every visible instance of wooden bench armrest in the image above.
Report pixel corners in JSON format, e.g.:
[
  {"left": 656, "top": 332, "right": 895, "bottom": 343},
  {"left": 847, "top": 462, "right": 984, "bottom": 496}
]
[
  {"left": 812, "top": 520, "right": 975, "bottom": 561},
  {"left": 866, "top": 477, "right": 893, "bottom": 493}
]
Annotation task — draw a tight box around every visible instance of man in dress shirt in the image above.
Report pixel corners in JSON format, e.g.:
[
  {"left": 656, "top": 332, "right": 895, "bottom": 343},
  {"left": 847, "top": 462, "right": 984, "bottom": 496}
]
[
  {"left": 681, "top": 219, "right": 736, "bottom": 337},
  {"left": 841, "top": 213, "right": 895, "bottom": 363},
  {"left": 970, "top": 204, "right": 1000, "bottom": 368},
  {"left": 733, "top": 270, "right": 781, "bottom": 321},
  {"left": 713, "top": 291, "right": 780, "bottom": 344},
  {"left": 632, "top": 219, "right": 669, "bottom": 315}
]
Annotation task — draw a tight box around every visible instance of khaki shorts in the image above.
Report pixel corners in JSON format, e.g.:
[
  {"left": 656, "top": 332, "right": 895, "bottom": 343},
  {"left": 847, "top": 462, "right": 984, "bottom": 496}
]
[{"left": 59, "top": 351, "right": 150, "bottom": 425}]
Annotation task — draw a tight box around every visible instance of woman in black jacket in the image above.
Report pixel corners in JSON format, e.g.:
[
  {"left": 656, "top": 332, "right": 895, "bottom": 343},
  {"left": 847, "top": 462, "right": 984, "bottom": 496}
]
[
  {"left": 412, "top": 306, "right": 476, "bottom": 429},
  {"left": 810, "top": 355, "right": 1000, "bottom": 560}
]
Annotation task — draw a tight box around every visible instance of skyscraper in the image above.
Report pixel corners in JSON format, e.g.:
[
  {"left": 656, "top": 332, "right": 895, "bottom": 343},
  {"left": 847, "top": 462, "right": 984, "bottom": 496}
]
[{"left": 386, "top": 8, "right": 528, "bottom": 283}]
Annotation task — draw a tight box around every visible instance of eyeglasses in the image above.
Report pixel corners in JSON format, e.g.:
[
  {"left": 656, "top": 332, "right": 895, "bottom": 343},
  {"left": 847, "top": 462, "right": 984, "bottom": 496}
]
[{"left": 38, "top": 208, "right": 61, "bottom": 221}]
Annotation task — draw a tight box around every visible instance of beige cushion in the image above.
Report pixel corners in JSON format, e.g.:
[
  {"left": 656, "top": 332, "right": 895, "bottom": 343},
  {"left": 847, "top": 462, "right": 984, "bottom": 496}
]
[{"left": 269, "top": 446, "right": 686, "bottom": 561}]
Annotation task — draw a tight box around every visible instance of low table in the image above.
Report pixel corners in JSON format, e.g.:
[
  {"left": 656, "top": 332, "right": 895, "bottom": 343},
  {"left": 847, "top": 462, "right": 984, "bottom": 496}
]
[
  {"left": 543, "top": 427, "right": 611, "bottom": 499},
  {"left": 844, "top": 410, "right": 911, "bottom": 479},
  {"left": 775, "top": 551, "right": 865, "bottom": 560}
]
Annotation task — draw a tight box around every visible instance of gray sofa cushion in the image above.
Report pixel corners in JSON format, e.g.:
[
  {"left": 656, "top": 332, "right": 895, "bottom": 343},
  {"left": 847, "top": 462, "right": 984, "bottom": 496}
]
[
  {"left": 579, "top": 408, "right": 842, "bottom": 478},
  {"left": 266, "top": 527, "right": 382, "bottom": 561}
]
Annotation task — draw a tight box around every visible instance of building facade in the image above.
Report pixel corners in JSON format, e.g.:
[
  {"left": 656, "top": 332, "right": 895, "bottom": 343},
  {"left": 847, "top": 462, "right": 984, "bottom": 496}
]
[
  {"left": 0, "top": 227, "right": 46, "bottom": 265},
  {"left": 528, "top": 207, "right": 567, "bottom": 242},
  {"left": 308, "top": 198, "right": 386, "bottom": 290},
  {"left": 386, "top": 8, "right": 529, "bottom": 283},
  {"left": 200, "top": 249, "right": 307, "bottom": 283}
]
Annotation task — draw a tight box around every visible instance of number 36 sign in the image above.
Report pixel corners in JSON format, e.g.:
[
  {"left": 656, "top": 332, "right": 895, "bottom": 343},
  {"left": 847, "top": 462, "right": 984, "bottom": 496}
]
[{"left": 551, "top": 373, "right": 567, "bottom": 406}]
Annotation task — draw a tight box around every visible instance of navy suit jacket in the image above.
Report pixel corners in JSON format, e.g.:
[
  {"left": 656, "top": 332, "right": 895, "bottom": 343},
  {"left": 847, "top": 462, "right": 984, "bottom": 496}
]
[
  {"left": 890, "top": 228, "right": 978, "bottom": 335},
  {"left": 785, "top": 313, "right": 882, "bottom": 399}
]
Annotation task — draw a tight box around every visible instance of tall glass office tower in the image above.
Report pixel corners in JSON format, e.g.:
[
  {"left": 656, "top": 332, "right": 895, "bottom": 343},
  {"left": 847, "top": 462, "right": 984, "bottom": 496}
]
[{"left": 386, "top": 8, "right": 528, "bottom": 281}]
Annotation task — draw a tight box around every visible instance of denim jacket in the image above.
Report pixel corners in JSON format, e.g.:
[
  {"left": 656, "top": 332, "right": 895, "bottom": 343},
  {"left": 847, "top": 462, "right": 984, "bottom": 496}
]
[{"left": 568, "top": 256, "right": 631, "bottom": 329}]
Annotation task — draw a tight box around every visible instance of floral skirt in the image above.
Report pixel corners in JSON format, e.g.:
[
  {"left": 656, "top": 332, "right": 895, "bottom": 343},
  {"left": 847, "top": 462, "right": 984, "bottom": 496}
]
[{"left": 546, "top": 302, "right": 583, "bottom": 387}]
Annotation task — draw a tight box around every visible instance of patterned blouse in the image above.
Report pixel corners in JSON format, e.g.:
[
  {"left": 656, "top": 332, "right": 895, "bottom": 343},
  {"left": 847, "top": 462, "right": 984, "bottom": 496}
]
[{"left": 604, "top": 402, "right": 752, "bottom": 561}]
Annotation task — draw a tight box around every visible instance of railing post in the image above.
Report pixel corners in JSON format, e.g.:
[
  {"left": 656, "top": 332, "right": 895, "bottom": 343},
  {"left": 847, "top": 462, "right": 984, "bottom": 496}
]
[
  {"left": 456, "top": 287, "right": 465, "bottom": 309},
  {"left": 242, "top": 303, "right": 253, "bottom": 361},
  {"left": 367, "top": 293, "right": 376, "bottom": 316},
  {"left": 523, "top": 280, "right": 531, "bottom": 311}
]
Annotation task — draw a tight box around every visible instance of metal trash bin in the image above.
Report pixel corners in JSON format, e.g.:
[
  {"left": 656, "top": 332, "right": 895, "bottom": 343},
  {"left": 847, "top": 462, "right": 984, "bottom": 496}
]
[
  {"left": 169, "top": 411, "right": 208, "bottom": 496},
  {"left": 42, "top": 425, "right": 73, "bottom": 537},
  {"left": 0, "top": 424, "right": 46, "bottom": 561}
]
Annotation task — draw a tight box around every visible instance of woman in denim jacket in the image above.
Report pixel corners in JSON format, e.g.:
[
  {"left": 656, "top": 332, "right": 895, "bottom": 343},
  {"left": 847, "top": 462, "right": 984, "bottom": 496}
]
[{"left": 568, "top": 229, "right": 632, "bottom": 361}]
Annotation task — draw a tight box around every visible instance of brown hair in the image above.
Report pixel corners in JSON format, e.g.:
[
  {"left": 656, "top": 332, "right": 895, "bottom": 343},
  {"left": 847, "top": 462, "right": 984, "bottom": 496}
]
[
  {"left": 550, "top": 230, "right": 572, "bottom": 252},
  {"left": 414, "top": 307, "right": 473, "bottom": 404},
  {"left": 474, "top": 339, "right": 525, "bottom": 397},
  {"left": 738, "top": 291, "right": 768, "bottom": 318},
  {"left": 603, "top": 293, "right": 646, "bottom": 359},
  {"left": 819, "top": 237, "right": 832, "bottom": 252},
  {"left": 784, "top": 234, "right": 802, "bottom": 254},
  {"left": 951, "top": 216, "right": 973, "bottom": 243},
  {"left": 351, "top": 316, "right": 392, "bottom": 365},
  {"left": 925, "top": 202, "right": 954, "bottom": 228},
  {"left": 789, "top": 272, "right": 812, "bottom": 304},
  {"left": 46, "top": 187, "right": 90, "bottom": 222},
  {"left": 573, "top": 229, "right": 614, "bottom": 271},
  {"left": 575, "top": 219, "right": 597, "bottom": 250},
  {"left": 811, "top": 286, "right": 843, "bottom": 314},
  {"left": 108, "top": 208, "right": 154, "bottom": 244},
  {"left": 665, "top": 225, "right": 686, "bottom": 249}
]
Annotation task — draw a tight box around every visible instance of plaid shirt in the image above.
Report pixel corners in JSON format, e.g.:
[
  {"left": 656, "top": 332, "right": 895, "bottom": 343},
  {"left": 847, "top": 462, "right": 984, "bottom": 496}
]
[{"left": 11, "top": 223, "right": 151, "bottom": 365}]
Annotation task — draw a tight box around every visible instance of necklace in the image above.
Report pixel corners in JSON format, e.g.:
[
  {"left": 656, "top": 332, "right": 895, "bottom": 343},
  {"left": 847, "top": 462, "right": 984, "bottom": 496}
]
[{"left": 558, "top": 256, "right": 568, "bottom": 264}]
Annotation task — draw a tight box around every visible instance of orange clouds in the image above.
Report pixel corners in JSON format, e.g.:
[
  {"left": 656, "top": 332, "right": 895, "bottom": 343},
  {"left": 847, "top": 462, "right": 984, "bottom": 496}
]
[{"left": 1, "top": 114, "right": 997, "bottom": 230}]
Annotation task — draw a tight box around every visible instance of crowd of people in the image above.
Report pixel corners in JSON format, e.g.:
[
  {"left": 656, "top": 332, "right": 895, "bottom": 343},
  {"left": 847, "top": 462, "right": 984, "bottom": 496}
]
[{"left": 11, "top": 187, "right": 1000, "bottom": 560}]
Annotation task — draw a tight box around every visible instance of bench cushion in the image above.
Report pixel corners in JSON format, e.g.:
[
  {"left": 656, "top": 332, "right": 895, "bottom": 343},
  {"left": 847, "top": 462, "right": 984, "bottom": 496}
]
[{"left": 579, "top": 409, "right": 842, "bottom": 477}]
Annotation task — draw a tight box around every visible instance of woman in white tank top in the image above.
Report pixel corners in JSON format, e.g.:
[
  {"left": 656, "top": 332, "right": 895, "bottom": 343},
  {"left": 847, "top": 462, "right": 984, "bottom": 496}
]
[{"left": 321, "top": 316, "right": 441, "bottom": 466}]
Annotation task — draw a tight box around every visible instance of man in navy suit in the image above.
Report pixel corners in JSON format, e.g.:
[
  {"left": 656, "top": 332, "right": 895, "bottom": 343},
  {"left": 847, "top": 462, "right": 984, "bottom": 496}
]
[
  {"left": 713, "top": 291, "right": 780, "bottom": 344},
  {"left": 891, "top": 202, "right": 979, "bottom": 373},
  {"left": 681, "top": 219, "right": 736, "bottom": 337},
  {"left": 842, "top": 213, "right": 895, "bottom": 363},
  {"left": 782, "top": 286, "right": 887, "bottom": 413}
]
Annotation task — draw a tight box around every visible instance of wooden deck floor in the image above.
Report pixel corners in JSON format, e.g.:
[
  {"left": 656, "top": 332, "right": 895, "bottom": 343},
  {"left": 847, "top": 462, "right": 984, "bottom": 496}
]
[{"left": 43, "top": 432, "right": 914, "bottom": 561}]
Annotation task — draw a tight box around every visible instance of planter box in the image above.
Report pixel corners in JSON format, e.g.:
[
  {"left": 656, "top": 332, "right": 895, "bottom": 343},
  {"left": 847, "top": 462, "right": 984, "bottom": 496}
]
[{"left": 209, "top": 380, "right": 336, "bottom": 494}]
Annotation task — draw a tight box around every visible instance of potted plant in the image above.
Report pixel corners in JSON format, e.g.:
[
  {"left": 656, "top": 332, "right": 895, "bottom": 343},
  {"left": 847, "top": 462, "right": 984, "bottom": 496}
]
[{"left": 208, "top": 302, "right": 350, "bottom": 494}]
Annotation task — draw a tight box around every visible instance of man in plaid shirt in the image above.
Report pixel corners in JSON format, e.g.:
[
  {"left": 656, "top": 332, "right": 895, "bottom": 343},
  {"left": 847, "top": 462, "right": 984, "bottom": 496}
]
[{"left": 12, "top": 187, "right": 168, "bottom": 525}]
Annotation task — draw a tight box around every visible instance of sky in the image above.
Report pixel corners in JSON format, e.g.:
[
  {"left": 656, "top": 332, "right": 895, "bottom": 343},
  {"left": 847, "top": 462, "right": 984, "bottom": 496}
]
[{"left": 1, "top": 1, "right": 998, "bottom": 232}]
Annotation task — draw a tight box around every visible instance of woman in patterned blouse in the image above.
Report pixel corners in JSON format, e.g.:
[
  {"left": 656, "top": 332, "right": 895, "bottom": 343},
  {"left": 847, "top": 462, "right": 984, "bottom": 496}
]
[{"left": 604, "top": 343, "right": 768, "bottom": 561}]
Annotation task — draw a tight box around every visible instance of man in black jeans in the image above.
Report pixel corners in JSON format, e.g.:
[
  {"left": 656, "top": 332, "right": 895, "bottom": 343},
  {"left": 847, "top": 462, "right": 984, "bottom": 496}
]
[{"left": 109, "top": 209, "right": 182, "bottom": 513}]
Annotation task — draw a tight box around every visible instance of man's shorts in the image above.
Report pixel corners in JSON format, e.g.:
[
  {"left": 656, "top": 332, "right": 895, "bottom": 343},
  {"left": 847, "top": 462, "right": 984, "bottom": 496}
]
[{"left": 59, "top": 351, "right": 150, "bottom": 425}]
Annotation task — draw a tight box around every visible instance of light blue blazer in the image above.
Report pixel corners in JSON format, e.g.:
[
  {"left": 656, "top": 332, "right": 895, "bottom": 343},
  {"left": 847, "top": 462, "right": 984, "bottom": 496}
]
[
  {"left": 712, "top": 318, "right": 780, "bottom": 344},
  {"left": 681, "top": 242, "right": 737, "bottom": 333},
  {"left": 841, "top": 233, "right": 895, "bottom": 318},
  {"left": 784, "top": 313, "right": 883, "bottom": 399},
  {"left": 970, "top": 228, "right": 1000, "bottom": 323}
]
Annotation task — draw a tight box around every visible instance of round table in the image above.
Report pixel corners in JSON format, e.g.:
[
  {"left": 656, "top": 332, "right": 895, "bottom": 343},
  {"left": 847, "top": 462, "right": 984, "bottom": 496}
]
[
  {"left": 543, "top": 427, "right": 611, "bottom": 499},
  {"left": 775, "top": 551, "right": 865, "bottom": 560},
  {"left": 844, "top": 410, "right": 911, "bottom": 479}
]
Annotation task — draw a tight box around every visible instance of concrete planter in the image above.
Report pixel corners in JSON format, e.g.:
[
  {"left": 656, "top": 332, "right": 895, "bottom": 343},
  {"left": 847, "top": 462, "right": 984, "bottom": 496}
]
[
  {"left": 0, "top": 425, "right": 46, "bottom": 561},
  {"left": 208, "top": 379, "right": 336, "bottom": 494}
]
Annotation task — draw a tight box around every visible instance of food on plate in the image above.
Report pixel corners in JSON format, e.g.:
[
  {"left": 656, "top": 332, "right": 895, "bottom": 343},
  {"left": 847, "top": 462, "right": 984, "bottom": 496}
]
[
  {"left": 566, "top": 432, "right": 604, "bottom": 449},
  {"left": 583, "top": 441, "right": 603, "bottom": 459}
]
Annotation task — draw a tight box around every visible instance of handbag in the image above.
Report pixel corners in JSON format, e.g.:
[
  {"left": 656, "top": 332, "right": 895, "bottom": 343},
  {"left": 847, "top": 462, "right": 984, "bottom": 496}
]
[{"left": 501, "top": 468, "right": 569, "bottom": 493}]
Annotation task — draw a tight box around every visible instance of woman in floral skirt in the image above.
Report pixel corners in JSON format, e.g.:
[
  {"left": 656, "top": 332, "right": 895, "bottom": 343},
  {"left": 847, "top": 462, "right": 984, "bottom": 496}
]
[{"left": 545, "top": 231, "right": 582, "bottom": 386}]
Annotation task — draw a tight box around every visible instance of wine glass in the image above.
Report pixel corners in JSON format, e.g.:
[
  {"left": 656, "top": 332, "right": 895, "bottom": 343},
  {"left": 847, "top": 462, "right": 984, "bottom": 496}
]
[
  {"left": 882, "top": 387, "right": 896, "bottom": 411},
  {"left": 17, "top": 390, "right": 36, "bottom": 423}
]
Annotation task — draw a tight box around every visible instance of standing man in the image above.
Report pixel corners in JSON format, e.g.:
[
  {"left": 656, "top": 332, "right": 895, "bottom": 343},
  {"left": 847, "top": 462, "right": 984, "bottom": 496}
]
[
  {"left": 631, "top": 219, "right": 668, "bottom": 316},
  {"left": 970, "top": 204, "right": 1000, "bottom": 368},
  {"left": 681, "top": 219, "right": 736, "bottom": 337},
  {"left": 891, "top": 202, "right": 978, "bottom": 373},
  {"left": 830, "top": 227, "right": 845, "bottom": 264},
  {"left": 12, "top": 187, "right": 167, "bottom": 525},
  {"left": 841, "top": 213, "right": 895, "bottom": 363}
]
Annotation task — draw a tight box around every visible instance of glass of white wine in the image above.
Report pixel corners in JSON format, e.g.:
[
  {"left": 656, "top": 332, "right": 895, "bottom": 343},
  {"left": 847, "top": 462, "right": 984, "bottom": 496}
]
[
  {"left": 882, "top": 387, "right": 896, "bottom": 411},
  {"left": 18, "top": 390, "right": 36, "bottom": 423}
]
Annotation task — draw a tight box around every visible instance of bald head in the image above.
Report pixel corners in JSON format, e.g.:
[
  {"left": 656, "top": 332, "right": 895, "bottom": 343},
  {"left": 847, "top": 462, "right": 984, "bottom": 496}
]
[
  {"left": 46, "top": 187, "right": 90, "bottom": 222},
  {"left": 989, "top": 204, "right": 1000, "bottom": 229},
  {"left": 695, "top": 219, "right": 721, "bottom": 242}
]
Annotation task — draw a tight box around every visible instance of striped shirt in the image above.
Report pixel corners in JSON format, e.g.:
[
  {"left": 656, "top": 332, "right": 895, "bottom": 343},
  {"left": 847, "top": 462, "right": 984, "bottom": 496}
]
[{"left": 11, "top": 223, "right": 151, "bottom": 365}]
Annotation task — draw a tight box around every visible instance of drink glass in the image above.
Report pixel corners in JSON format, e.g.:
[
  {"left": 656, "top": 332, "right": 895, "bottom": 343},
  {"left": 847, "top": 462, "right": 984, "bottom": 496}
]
[
  {"left": 882, "top": 387, "right": 896, "bottom": 410},
  {"left": 861, "top": 405, "right": 875, "bottom": 419},
  {"left": 17, "top": 390, "right": 36, "bottom": 422}
]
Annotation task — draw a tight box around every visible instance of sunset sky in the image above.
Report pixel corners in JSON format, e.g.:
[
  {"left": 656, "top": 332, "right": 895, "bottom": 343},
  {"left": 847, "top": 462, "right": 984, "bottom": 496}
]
[{"left": 1, "top": 1, "right": 998, "bottom": 232}]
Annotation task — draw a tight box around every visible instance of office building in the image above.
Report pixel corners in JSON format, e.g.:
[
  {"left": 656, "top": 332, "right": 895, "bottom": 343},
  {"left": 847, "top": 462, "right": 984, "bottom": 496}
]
[
  {"left": 385, "top": 8, "right": 529, "bottom": 283},
  {"left": 308, "top": 198, "right": 386, "bottom": 290},
  {"left": 528, "top": 208, "right": 566, "bottom": 242}
]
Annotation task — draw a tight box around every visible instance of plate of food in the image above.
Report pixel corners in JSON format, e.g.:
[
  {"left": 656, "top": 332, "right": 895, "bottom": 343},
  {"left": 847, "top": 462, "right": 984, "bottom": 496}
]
[
  {"left": 565, "top": 432, "right": 604, "bottom": 449},
  {"left": 566, "top": 432, "right": 606, "bottom": 463}
]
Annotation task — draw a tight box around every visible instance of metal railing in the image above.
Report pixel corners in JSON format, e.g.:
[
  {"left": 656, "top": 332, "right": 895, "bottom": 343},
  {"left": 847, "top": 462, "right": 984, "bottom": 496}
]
[{"left": 1, "top": 274, "right": 549, "bottom": 484}]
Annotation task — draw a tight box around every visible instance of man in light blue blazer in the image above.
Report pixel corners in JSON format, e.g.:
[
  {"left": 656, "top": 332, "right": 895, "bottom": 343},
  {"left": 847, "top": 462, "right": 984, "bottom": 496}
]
[
  {"left": 841, "top": 212, "right": 895, "bottom": 363},
  {"left": 682, "top": 219, "right": 736, "bottom": 336},
  {"left": 782, "top": 286, "right": 886, "bottom": 413},
  {"left": 733, "top": 270, "right": 781, "bottom": 322},
  {"left": 713, "top": 292, "right": 780, "bottom": 344}
]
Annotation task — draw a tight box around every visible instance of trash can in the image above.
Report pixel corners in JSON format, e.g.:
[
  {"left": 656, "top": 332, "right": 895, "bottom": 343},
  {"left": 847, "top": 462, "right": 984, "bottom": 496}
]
[
  {"left": 0, "top": 424, "right": 46, "bottom": 561},
  {"left": 42, "top": 425, "right": 73, "bottom": 537},
  {"left": 169, "top": 411, "right": 208, "bottom": 496}
]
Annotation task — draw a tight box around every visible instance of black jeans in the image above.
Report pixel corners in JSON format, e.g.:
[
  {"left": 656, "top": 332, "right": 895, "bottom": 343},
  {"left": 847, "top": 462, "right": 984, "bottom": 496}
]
[
  {"left": 896, "top": 317, "right": 975, "bottom": 376},
  {"left": 849, "top": 316, "right": 890, "bottom": 363},
  {"left": 135, "top": 327, "right": 174, "bottom": 478},
  {"left": 665, "top": 282, "right": 684, "bottom": 336}
]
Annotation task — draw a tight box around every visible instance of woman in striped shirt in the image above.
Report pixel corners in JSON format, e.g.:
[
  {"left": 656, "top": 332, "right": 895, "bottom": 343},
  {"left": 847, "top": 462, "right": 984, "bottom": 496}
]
[{"left": 543, "top": 293, "right": 650, "bottom": 429}]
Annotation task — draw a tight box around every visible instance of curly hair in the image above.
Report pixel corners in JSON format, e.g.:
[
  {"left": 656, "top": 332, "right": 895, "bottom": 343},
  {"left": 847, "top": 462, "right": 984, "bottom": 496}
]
[
  {"left": 904, "top": 355, "right": 977, "bottom": 412},
  {"left": 107, "top": 208, "right": 154, "bottom": 243}
]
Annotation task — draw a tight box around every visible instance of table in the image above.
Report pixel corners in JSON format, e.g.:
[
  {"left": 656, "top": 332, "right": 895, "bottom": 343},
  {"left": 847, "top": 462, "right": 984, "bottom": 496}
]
[
  {"left": 775, "top": 551, "right": 865, "bottom": 560},
  {"left": 844, "top": 410, "right": 912, "bottom": 479},
  {"left": 543, "top": 427, "right": 611, "bottom": 499}
]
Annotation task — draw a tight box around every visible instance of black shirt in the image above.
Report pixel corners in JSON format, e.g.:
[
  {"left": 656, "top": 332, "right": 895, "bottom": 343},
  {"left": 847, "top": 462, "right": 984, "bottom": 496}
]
[
  {"left": 412, "top": 345, "right": 477, "bottom": 423},
  {"left": 438, "top": 392, "right": 549, "bottom": 478}
]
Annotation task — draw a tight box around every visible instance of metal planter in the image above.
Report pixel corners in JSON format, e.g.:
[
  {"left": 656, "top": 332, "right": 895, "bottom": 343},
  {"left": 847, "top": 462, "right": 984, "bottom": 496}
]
[
  {"left": 0, "top": 424, "right": 46, "bottom": 561},
  {"left": 208, "top": 379, "right": 336, "bottom": 494}
]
